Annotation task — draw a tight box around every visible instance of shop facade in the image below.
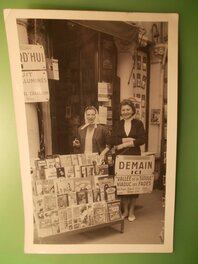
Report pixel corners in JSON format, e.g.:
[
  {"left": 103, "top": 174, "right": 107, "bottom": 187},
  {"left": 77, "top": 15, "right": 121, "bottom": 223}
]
[{"left": 17, "top": 18, "right": 167, "bottom": 187}]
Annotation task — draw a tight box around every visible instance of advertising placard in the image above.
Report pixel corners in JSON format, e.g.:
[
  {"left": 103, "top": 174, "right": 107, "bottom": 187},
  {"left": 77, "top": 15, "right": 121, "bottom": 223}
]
[
  {"left": 20, "top": 44, "right": 46, "bottom": 70},
  {"left": 115, "top": 155, "right": 155, "bottom": 176},
  {"left": 22, "top": 70, "right": 49, "bottom": 102},
  {"left": 20, "top": 44, "right": 49, "bottom": 102},
  {"left": 114, "top": 155, "right": 155, "bottom": 195}
]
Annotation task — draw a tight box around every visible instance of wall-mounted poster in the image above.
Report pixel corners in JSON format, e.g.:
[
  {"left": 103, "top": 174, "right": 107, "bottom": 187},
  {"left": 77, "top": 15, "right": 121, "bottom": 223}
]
[
  {"left": 151, "top": 109, "right": 161, "bottom": 125},
  {"left": 4, "top": 9, "right": 178, "bottom": 254}
]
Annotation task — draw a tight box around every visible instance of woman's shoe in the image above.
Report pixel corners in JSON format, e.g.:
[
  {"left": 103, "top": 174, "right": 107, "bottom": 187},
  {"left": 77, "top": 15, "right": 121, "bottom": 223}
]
[
  {"left": 122, "top": 212, "right": 128, "bottom": 219},
  {"left": 128, "top": 214, "right": 136, "bottom": 222}
]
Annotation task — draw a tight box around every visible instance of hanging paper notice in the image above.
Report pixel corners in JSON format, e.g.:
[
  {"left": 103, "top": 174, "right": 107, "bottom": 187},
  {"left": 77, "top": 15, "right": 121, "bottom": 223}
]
[
  {"left": 22, "top": 71, "right": 49, "bottom": 102},
  {"left": 114, "top": 155, "right": 155, "bottom": 195},
  {"left": 98, "top": 82, "right": 108, "bottom": 101},
  {"left": 99, "top": 106, "right": 107, "bottom": 124}
]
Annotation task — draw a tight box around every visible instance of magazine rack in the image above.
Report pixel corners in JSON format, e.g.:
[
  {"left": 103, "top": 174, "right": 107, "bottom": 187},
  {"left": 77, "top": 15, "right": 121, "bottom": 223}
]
[
  {"left": 32, "top": 153, "right": 125, "bottom": 242},
  {"left": 36, "top": 218, "right": 124, "bottom": 244}
]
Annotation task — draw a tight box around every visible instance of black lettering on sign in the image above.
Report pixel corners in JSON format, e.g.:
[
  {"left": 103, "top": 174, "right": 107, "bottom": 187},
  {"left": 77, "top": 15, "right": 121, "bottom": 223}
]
[{"left": 20, "top": 52, "right": 45, "bottom": 63}]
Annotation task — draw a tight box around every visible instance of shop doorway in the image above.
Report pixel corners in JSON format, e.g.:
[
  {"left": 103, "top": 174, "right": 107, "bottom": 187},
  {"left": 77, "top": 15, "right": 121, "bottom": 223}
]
[{"left": 47, "top": 20, "right": 120, "bottom": 155}]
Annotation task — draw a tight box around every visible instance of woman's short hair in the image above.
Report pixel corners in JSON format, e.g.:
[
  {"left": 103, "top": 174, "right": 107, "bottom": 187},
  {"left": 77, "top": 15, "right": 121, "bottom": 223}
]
[{"left": 120, "top": 99, "right": 136, "bottom": 116}]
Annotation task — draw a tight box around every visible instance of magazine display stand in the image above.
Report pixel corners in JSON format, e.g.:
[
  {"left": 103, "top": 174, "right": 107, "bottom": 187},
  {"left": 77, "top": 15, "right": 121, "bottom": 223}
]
[{"left": 32, "top": 153, "right": 124, "bottom": 242}]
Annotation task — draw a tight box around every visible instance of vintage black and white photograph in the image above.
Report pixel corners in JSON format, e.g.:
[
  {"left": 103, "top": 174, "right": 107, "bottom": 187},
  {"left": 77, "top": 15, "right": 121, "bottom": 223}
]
[{"left": 4, "top": 9, "right": 178, "bottom": 253}]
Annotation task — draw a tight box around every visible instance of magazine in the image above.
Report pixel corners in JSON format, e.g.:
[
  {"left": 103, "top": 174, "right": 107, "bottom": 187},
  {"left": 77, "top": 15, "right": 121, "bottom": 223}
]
[
  {"left": 57, "top": 194, "right": 69, "bottom": 209},
  {"left": 94, "top": 164, "right": 109, "bottom": 176},
  {"left": 36, "top": 218, "right": 53, "bottom": 238},
  {"left": 54, "top": 178, "right": 75, "bottom": 194},
  {"left": 74, "top": 165, "right": 81, "bottom": 178},
  {"left": 74, "top": 178, "right": 92, "bottom": 192},
  {"left": 93, "top": 201, "right": 107, "bottom": 225},
  {"left": 70, "top": 154, "right": 79, "bottom": 166},
  {"left": 104, "top": 186, "right": 117, "bottom": 202},
  {"left": 76, "top": 190, "right": 88, "bottom": 205},
  {"left": 34, "top": 179, "right": 44, "bottom": 195},
  {"left": 93, "top": 175, "right": 114, "bottom": 190},
  {"left": 56, "top": 167, "right": 66, "bottom": 177},
  {"left": 92, "top": 189, "right": 102, "bottom": 202},
  {"left": 67, "top": 192, "right": 77, "bottom": 206},
  {"left": 42, "top": 179, "right": 55, "bottom": 194},
  {"left": 43, "top": 194, "right": 57, "bottom": 211},
  {"left": 107, "top": 200, "right": 122, "bottom": 221},
  {"left": 45, "top": 158, "right": 56, "bottom": 169},
  {"left": 59, "top": 155, "right": 72, "bottom": 167},
  {"left": 44, "top": 167, "right": 57, "bottom": 180},
  {"left": 64, "top": 166, "right": 75, "bottom": 178},
  {"left": 77, "top": 154, "right": 87, "bottom": 165}
]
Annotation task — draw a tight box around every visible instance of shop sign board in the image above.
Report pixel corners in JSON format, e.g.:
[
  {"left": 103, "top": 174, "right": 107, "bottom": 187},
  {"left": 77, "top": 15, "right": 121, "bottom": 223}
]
[
  {"left": 20, "top": 44, "right": 46, "bottom": 71},
  {"left": 22, "top": 70, "right": 49, "bottom": 102},
  {"left": 20, "top": 44, "right": 49, "bottom": 102},
  {"left": 114, "top": 155, "right": 155, "bottom": 195}
]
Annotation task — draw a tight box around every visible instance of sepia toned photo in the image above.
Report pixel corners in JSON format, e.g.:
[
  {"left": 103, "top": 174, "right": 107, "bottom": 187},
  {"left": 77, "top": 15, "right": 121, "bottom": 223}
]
[{"left": 4, "top": 9, "right": 178, "bottom": 253}]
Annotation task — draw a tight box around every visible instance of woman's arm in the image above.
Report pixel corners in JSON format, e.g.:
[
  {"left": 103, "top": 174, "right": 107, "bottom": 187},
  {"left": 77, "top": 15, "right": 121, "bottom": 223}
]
[
  {"left": 112, "top": 121, "right": 123, "bottom": 146},
  {"left": 133, "top": 120, "right": 146, "bottom": 147}
]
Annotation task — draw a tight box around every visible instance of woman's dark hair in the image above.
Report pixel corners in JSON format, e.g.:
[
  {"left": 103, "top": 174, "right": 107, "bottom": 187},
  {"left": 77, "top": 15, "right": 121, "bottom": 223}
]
[{"left": 120, "top": 99, "right": 136, "bottom": 116}]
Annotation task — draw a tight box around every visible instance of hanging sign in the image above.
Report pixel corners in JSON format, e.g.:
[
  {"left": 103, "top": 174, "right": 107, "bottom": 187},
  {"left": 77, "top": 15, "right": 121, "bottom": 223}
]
[
  {"left": 20, "top": 44, "right": 49, "bottom": 102},
  {"left": 22, "top": 71, "right": 49, "bottom": 102},
  {"left": 46, "top": 58, "right": 59, "bottom": 80},
  {"left": 114, "top": 155, "right": 155, "bottom": 195},
  {"left": 20, "top": 45, "right": 46, "bottom": 70},
  {"left": 98, "top": 82, "right": 109, "bottom": 102}
]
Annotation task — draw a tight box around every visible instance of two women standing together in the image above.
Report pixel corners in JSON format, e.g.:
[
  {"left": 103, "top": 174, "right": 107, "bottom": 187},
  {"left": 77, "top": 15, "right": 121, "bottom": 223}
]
[{"left": 73, "top": 99, "right": 146, "bottom": 221}]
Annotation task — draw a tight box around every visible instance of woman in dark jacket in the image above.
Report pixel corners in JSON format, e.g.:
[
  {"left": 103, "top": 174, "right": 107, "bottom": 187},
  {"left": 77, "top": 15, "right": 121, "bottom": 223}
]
[
  {"left": 113, "top": 99, "right": 146, "bottom": 221},
  {"left": 73, "top": 106, "right": 111, "bottom": 160}
]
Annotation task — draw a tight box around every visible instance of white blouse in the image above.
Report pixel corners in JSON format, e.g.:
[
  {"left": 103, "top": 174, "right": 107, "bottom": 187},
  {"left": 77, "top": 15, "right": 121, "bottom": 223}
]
[
  {"left": 84, "top": 125, "right": 95, "bottom": 153},
  {"left": 124, "top": 117, "right": 133, "bottom": 136}
]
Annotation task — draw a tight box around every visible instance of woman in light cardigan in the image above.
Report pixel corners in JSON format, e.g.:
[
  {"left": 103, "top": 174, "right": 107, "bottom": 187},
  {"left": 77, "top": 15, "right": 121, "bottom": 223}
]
[
  {"left": 73, "top": 106, "right": 111, "bottom": 160},
  {"left": 113, "top": 99, "right": 146, "bottom": 221}
]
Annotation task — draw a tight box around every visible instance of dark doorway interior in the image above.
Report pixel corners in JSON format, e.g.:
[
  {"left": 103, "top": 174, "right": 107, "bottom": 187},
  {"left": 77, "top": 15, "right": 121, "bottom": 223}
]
[{"left": 48, "top": 20, "right": 119, "bottom": 155}]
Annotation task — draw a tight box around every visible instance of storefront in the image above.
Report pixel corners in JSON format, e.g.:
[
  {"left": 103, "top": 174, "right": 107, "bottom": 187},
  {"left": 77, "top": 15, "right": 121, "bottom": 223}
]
[
  {"left": 17, "top": 18, "right": 168, "bottom": 242},
  {"left": 20, "top": 19, "right": 167, "bottom": 185}
]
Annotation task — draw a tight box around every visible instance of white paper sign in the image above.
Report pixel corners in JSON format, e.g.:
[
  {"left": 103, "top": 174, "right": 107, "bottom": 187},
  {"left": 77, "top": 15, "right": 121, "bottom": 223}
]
[
  {"left": 98, "top": 82, "right": 108, "bottom": 101},
  {"left": 20, "top": 44, "right": 46, "bottom": 70},
  {"left": 115, "top": 155, "right": 155, "bottom": 176},
  {"left": 22, "top": 70, "right": 49, "bottom": 102},
  {"left": 114, "top": 155, "right": 155, "bottom": 195},
  {"left": 99, "top": 106, "right": 107, "bottom": 124}
]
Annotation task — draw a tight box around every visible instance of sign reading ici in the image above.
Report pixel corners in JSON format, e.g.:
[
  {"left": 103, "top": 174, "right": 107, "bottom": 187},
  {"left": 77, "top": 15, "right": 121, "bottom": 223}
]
[{"left": 20, "top": 44, "right": 46, "bottom": 71}]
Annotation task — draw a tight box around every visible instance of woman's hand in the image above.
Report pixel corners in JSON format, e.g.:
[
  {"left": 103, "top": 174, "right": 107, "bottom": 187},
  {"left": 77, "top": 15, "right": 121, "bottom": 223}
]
[
  {"left": 99, "top": 147, "right": 109, "bottom": 164},
  {"left": 116, "top": 140, "right": 134, "bottom": 150},
  {"left": 73, "top": 138, "right": 80, "bottom": 148}
]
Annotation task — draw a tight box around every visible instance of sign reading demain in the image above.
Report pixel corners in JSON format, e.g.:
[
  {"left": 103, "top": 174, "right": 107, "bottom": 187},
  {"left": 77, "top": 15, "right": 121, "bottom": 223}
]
[
  {"left": 20, "top": 44, "right": 49, "bottom": 102},
  {"left": 114, "top": 155, "right": 155, "bottom": 195}
]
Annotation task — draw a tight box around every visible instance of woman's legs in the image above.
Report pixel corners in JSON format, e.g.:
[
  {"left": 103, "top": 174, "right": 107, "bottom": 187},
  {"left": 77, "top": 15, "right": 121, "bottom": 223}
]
[
  {"left": 128, "top": 197, "right": 136, "bottom": 221},
  {"left": 121, "top": 196, "right": 129, "bottom": 218}
]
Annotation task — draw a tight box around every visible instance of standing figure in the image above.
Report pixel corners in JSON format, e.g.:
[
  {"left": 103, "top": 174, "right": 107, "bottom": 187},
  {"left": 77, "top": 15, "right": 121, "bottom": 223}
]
[
  {"left": 73, "top": 106, "right": 111, "bottom": 161},
  {"left": 113, "top": 99, "right": 146, "bottom": 221}
]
